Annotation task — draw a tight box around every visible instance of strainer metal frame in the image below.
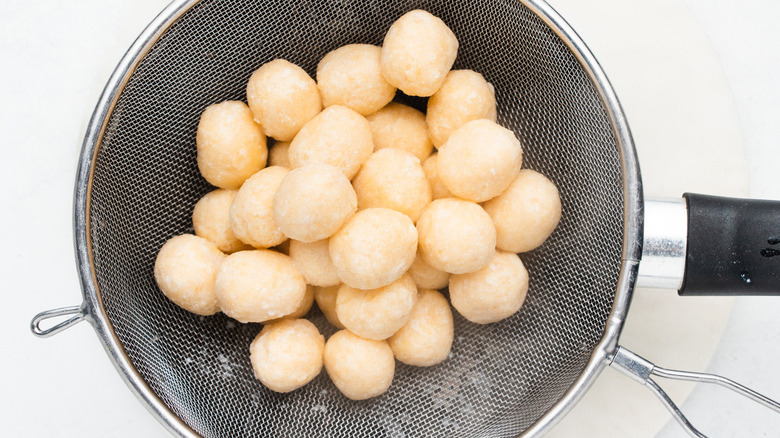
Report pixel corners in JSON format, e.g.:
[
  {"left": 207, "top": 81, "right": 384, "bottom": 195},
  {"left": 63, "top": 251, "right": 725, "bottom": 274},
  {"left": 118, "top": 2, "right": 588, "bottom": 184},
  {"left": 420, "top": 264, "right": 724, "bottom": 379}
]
[
  {"left": 38, "top": 0, "right": 643, "bottom": 436},
  {"left": 72, "top": 1, "right": 203, "bottom": 436},
  {"left": 510, "top": 0, "right": 643, "bottom": 435}
]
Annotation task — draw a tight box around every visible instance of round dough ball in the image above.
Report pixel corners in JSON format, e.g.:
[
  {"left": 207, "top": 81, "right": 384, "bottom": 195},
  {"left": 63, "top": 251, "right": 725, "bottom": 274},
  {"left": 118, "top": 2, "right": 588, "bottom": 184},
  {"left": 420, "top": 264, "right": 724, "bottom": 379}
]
[
  {"left": 366, "top": 102, "right": 432, "bottom": 162},
  {"left": 250, "top": 318, "right": 324, "bottom": 393},
  {"left": 380, "top": 9, "right": 458, "bottom": 97},
  {"left": 313, "top": 284, "right": 344, "bottom": 329},
  {"left": 289, "top": 239, "right": 340, "bottom": 287},
  {"left": 336, "top": 274, "right": 418, "bottom": 340},
  {"left": 352, "top": 148, "right": 432, "bottom": 222},
  {"left": 422, "top": 153, "right": 452, "bottom": 200},
  {"left": 483, "top": 169, "right": 562, "bottom": 253},
  {"left": 288, "top": 105, "right": 373, "bottom": 180},
  {"left": 273, "top": 163, "right": 357, "bottom": 242},
  {"left": 416, "top": 198, "right": 496, "bottom": 274},
  {"left": 317, "top": 44, "right": 396, "bottom": 116},
  {"left": 215, "top": 250, "right": 306, "bottom": 323},
  {"left": 449, "top": 251, "right": 529, "bottom": 324},
  {"left": 192, "top": 189, "right": 250, "bottom": 254},
  {"left": 427, "top": 69, "right": 497, "bottom": 148},
  {"left": 196, "top": 101, "right": 267, "bottom": 189},
  {"left": 329, "top": 208, "right": 417, "bottom": 290},
  {"left": 267, "top": 284, "right": 315, "bottom": 322},
  {"left": 438, "top": 119, "right": 523, "bottom": 202},
  {"left": 388, "top": 289, "right": 454, "bottom": 366},
  {"left": 153, "top": 234, "right": 225, "bottom": 316},
  {"left": 324, "top": 330, "right": 395, "bottom": 400},
  {"left": 408, "top": 250, "right": 450, "bottom": 290},
  {"left": 229, "top": 166, "right": 289, "bottom": 248},
  {"left": 246, "top": 59, "right": 322, "bottom": 141},
  {"left": 295, "top": 284, "right": 316, "bottom": 317},
  {"left": 268, "top": 141, "right": 291, "bottom": 168}
]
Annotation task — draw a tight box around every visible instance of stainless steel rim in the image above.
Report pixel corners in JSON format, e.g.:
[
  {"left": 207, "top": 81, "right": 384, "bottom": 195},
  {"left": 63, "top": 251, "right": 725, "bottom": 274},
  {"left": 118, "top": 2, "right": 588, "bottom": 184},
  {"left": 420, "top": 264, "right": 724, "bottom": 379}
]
[
  {"left": 74, "top": 1, "right": 203, "bottom": 436},
  {"left": 71, "top": 0, "right": 643, "bottom": 436},
  {"left": 519, "top": 0, "right": 643, "bottom": 435}
]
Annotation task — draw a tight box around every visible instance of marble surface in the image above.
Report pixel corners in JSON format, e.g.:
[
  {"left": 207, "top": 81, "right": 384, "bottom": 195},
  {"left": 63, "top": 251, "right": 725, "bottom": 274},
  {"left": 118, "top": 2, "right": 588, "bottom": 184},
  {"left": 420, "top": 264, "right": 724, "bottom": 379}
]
[{"left": 2, "top": 1, "right": 778, "bottom": 437}]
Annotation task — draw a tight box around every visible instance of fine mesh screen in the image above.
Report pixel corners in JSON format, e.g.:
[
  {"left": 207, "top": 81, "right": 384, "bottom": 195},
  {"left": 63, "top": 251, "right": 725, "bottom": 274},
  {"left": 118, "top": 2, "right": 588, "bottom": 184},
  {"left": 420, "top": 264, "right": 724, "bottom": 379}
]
[{"left": 87, "top": 0, "right": 625, "bottom": 436}]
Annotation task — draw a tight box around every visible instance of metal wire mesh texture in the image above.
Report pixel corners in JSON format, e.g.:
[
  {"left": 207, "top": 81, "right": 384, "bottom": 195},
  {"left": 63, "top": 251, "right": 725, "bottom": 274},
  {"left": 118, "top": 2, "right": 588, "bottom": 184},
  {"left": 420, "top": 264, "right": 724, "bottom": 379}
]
[{"left": 83, "top": 0, "right": 630, "bottom": 436}]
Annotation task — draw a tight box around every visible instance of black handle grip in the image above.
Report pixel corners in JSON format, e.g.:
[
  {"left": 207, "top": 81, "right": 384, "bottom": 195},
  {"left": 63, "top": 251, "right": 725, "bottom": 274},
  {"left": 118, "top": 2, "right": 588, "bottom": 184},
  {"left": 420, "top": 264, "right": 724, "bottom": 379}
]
[{"left": 680, "top": 193, "right": 780, "bottom": 296}]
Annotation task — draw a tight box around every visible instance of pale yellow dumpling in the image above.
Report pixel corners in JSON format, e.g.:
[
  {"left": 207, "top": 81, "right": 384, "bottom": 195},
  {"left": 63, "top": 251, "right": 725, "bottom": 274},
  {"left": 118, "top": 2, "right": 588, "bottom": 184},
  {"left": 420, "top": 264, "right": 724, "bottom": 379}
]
[
  {"left": 273, "top": 163, "right": 357, "bottom": 242},
  {"left": 427, "top": 69, "right": 497, "bottom": 148},
  {"left": 196, "top": 101, "right": 267, "bottom": 189},
  {"left": 329, "top": 208, "right": 417, "bottom": 290},
  {"left": 153, "top": 234, "right": 225, "bottom": 316},
  {"left": 249, "top": 318, "right": 324, "bottom": 393},
  {"left": 289, "top": 239, "right": 340, "bottom": 287},
  {"left": 313, "top": 284, "right": 344, "bottom": 329},
  {"left": 483, "top": 169, "right": 562, "bottom": 253},
  {"left": 416, "top": 198, "right": 496, "bottom": 274},
  {"left": 352, "top": 148, "right": 432, "bottom": 222},
  {"left": 215, "top": 250, "right": 306, "bottom": 323},
  {"left": 449, "top": 251, "right": 529, "bottom": 324},
  {"left": 367, "top": 102, "right": 433, "bottom": 162},
  {"left": 336, "top": 274, "right": 418, "bottom": 340},
  {"left": 293, "top": 284, "right": 316, "bottom": 318},
  {"left": 324, "top": 330, "right": 395, "bottom": 400},
  {"left": 268, "top": 141, "right": 291, "bottom": 168},
  {"left": 380, "top": 9, "right": 458, "bottom": 97},
  {"left": 246, "top": 59, "right": 322, "bottom": 141},
  {"left": 229, "top": 166, "right": 289, "bottom": 248},
  {"left": 192, "top": 189, "right": 250, "bottom": 253},
  {"left": 407, "top": 250, "right": 450, "bottom": 290},
  {"left": 267, "top": 284, "right": 315, "bottom": 323},
  {"left": 287, "top": 105, "right": 374, "bottom": 180},
  {"left": 422, "top": 153, "right": 452, "bottom": 200},
  {"left": 317, "top": 44, "right": 396, "bottom": 116},
  {"left": 388, "top": 289, "right": 454, "bottom": 366},
  {"left": 437, "top": 119, "right": 522, "bottom": 202}
]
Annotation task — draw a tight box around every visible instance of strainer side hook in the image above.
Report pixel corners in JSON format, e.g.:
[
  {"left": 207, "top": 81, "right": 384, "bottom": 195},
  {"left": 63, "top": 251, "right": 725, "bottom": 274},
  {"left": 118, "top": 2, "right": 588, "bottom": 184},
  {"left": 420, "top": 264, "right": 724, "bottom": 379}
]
[
  {"left": 610, "top": 346, "right": 780, "bottom": 438},
  {"left": 31, "top": 305, "right": 87, "bottom": 338}
]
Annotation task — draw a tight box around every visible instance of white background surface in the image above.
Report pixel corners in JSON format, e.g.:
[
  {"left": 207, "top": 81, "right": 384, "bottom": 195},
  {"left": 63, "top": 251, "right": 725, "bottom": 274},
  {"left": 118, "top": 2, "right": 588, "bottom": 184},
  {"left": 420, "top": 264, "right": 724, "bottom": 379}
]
[
  {"left": 652, "top": 1, "right": 780, "bottom": 435},
  {"left": 2, "top": 1, "right": 779, "bottom": 437}
]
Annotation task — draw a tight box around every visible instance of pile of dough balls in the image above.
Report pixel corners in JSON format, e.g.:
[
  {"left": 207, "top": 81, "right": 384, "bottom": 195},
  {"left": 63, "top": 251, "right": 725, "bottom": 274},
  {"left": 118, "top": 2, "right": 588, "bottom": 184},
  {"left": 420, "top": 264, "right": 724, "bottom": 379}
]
[{"left": 153, "top": 9, "right": 561, "bottom": 401}]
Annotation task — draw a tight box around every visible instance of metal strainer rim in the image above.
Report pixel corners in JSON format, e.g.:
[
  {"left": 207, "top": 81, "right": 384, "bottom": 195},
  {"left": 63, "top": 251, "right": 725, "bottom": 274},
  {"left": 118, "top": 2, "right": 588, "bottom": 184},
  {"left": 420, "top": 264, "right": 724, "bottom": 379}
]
[{"left": 70, "top": 0, "right": 643, "bottom": 436}]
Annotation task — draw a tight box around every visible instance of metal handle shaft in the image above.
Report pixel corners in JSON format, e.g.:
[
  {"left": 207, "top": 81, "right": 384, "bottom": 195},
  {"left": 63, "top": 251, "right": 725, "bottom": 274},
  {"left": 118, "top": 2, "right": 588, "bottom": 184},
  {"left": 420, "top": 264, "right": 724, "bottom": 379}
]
[
  {"left": 610, "top": 346, "right": 780, "bottom": 438},
  {"left": 636, "top": 197, "right": 687, "bottom": 290}
]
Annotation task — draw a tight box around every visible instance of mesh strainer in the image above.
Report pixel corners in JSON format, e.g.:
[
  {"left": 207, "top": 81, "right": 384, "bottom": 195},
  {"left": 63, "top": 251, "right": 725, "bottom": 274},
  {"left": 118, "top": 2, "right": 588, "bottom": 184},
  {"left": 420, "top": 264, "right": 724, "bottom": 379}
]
[{"left": 30, "top": 0, "right": 780, "bottom": 437}]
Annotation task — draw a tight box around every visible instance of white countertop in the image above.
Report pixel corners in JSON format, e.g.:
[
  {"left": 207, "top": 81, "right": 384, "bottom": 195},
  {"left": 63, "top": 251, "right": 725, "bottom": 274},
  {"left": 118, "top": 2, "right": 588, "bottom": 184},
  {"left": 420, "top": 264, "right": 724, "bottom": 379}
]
[
  {"left": 2, "top": 1, "right": 779, "bottom": 437},
  {"left": 650, "top": 1, "right": 780, "bottom": 435}
]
